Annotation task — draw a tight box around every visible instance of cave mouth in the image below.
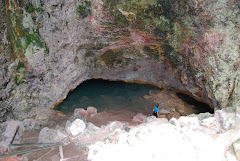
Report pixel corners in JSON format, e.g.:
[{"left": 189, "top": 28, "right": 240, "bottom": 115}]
[
  {"left": 55, "top": 79, "right": 160, "bottom": 115},
  {"left": 176, "top": 92, "right": 214, "bottom": 114},
  {"left": 55, "top": 79, "right": 214, "bottom": 116}
]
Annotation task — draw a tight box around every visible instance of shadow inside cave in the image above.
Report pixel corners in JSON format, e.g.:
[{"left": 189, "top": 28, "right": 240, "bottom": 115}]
[
  {"left": 176, "top": 92, "right": 214, "bottom": 114},
  {"left": 55, "top": 79, "right": 214, "bottom": 116}
]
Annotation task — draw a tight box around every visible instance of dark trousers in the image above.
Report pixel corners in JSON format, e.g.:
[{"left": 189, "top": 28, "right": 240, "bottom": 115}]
[{"left": 153, "top": 112, "right": 158, "bottom": 117}]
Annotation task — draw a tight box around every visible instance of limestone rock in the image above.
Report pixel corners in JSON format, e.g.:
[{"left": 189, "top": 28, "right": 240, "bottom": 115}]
[
  {"left": 74, "top": 107, "right": 98, "bottom": 118},
  {"left": 67, "top": 115, "right": 86, "bottom": 124},
  {"left": 200, "top": 117, "right": 216, "bottom": 128},
  {"left": 143, "top": 116, "right": 157, "bottom": 123},
  {"left": 22, "top": 119, "right": 47, "bottom": 130},
  {"left": 102, "top": 121, "right": 127, "bottom": 132},
  {"left": 86, "top": 122, "right": 100, "bottom": 132},
  {"left": 177, "top": 116, "right": 200, "bottom": 130},
  {"left": 215, "top": 108, "right": 240, "bottom": 131},
  {"left": 3, "top": 120, "right": 25, "bottom": 139},
  {"left": 233, "top": 139, "right": 240, "bottom": 160},
  {"left": 74, "top": 108, "right": 88, "bottom": 118},
  {"left": 132, "top": 113, "right": 146, "bottom": 123},
  {"left": 188, "top": 112, "right": 213, "bottom": 121},
  {"left": 65, "top": 119, "right": 86, "bottom": 136},
  {"left": 88, "top": 119, "right": 222, "bottom": 161},
  {"left": 167, "top": 111, "right": 180, "bottom": 120},
  {"left": 225, "top": 151, "right": 238, "bottom": 161},
  {"left": 38, "top": 127, "right": 67, "bottom": 143},
  {"left": 87, "top": 106, "right": 97, "bottom": 117}
]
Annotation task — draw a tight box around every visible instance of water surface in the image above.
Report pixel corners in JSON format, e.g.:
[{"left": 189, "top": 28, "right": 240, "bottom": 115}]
[{"left": 55, "top": 79, "right": 160, "bottom": 114}]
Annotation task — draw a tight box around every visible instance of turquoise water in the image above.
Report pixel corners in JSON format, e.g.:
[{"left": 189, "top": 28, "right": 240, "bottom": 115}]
[{"left": 55, "top": 79, "right": 160, "bottom": 114}]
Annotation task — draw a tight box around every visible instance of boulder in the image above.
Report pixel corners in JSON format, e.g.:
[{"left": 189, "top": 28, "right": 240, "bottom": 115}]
[
  {"left": 233, "top": 139, "right": 240, "bottom": 160},
  {"left": 74, "top": 108, "right": 88, "bottom": 118},
  {"left": 87, "top": 106, "right": 97, "bottom": 117},
  {"left": 65, "top": 119, "right": 86, "bottom": 136},
  {"left": 215, "top": 108, "right": 240, "bottom": 131},
  {"left": 200, "top": 117, "right": 216, "bottom": 128},
  {"left": 22, "top": 119, "right": 47, "bottom": 130},
  {"left": 38, "top": 127, "right": 67, "bottom": 143},
  {"left": 188, "top": 112, "right": 213, "bottom": 121},
  {"left": 3, "top": 121, "right": 25, "bottom": 139},
  {"left": 103, "top": 121, "right": 126, "bottom": 132},
  {"left": 86, "top": 122, "right": 100, "bottom": 132},
  {"left": 167, "top": 111, "right": 180, "bottom": 120},
  {"left": 68, "top": 115, "right": 86, "bottom": 123},
  {"left": 177, "top": 116, "right": 200, "bottom": 130},
  {"left": 144, "top": 116, "right": 157, "bottom": 123},
  {"left": 132, "top": 113, "right": 146, "bottom": 123}
]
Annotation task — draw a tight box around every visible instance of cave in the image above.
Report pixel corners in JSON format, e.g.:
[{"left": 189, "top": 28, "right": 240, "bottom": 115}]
[
  {"left": 1, "top": 0, "right": 240, "bottom": 160},
  {"left": 176, "top": 92, "right": 214, "bottom": 114},
  {"left": 1, "top": 0, "right": 239, "bottom": 122},
  {"left": 55, "top": 79, "right": 214, "bottom": 118}
]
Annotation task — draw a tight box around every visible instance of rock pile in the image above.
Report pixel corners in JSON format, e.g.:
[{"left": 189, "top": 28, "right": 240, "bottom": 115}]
[
  {"left": 88, "top": 108, "right": 240, "bottom": 161},
  {"left": 1, "top": 107, "right": 240, "bottom": 161}
]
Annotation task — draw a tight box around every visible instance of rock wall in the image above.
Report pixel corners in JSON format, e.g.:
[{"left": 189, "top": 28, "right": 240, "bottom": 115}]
[{"left": 0, "top": 0, "right": 239, "bottom": 121}]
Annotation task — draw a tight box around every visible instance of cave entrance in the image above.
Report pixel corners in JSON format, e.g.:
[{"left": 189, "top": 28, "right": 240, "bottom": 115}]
[
  {"left": 176, "top": 92, "right": 214, "bottom": 114},
  {"left": 55, "top": 79, "right": 214, "bottom": 117},
  {"left": 55, "top": 79, "right": 159, "bottom": 115}
]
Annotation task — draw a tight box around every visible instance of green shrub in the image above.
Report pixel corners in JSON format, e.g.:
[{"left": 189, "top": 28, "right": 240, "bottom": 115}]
[{"left": 27, "top": 7, "right": 34, "bottom": 13}]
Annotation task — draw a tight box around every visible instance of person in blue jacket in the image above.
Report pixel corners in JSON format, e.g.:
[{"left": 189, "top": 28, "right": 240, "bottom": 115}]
[{"left": 153, "top": 105, "right": 159, "bottom": 118}]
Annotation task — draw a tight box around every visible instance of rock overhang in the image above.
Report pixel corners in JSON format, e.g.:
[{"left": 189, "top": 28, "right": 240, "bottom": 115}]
[{"left": 0, "top": 0, "right": 240, "bottom": 121}]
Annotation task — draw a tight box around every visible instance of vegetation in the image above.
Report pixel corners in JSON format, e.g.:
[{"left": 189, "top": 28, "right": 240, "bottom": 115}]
[
  {"left": 16, "top": 60, "right": 26, "bottom": 85},
  {"left": 17, "top": 60, "right": 25, "bottom": 70},
  {"left": 27, "top": 7, "right": 34, "bottom": 13},
  {"left": 77, "top": 1, "right": 92, "bottom": 18}
]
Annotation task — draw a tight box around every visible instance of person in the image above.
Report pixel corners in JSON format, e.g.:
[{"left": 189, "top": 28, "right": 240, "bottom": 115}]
[{"left": 153, "top": 105, "right": 159, "bottom": 118}]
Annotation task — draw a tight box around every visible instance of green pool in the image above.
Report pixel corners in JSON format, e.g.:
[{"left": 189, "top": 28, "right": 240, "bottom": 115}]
[{"left": 55, "top": 79, "right": 160, "bottom": 114}]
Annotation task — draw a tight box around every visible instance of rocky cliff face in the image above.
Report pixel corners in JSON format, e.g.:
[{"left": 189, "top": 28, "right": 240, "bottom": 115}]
[{"left": 0, "top": 0, "right": 240, "bottom": 122}]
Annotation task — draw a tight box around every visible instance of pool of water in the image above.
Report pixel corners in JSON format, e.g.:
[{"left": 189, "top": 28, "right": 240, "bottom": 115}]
[{"left": 55, "top": 79, "right": 160, "bottom": 114}]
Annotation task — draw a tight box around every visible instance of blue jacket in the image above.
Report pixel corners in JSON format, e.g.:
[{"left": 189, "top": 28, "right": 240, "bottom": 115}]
[{"left": 154, "top": 106, "right": 159, "bottom": 112}]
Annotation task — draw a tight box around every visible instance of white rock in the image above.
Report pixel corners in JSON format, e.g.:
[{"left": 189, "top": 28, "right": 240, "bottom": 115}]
[
  {"left": 215, "top": 109, "right": 240, "bottom": 130},
  {"left": 200, "top": 117, "right": 216, "bottom": 127},
  {"left": 3, "top": 120, "right": 25, "bottom": 139},
  {"left": 103, "top": 121, "right": 125, "bottom": 132},
  {"left": 38, "top": 127, "right": 67, "bottom": 143},
  {"left": 88, "top": 116, "right": 235, "bottom": 161},
  {"left": 66, "top": 119, "right": 86, "bottom": 136},
  {"left": 233, "top": 139, "right": 240, "bottom": 160},
  {"left": 178, "top": 116, "right": 200, "bottom": 130},
  {"left": 226, "top": 151, "right": 238, "bottom": 161},
  {"left": 143, "top": 116, "right": 157, "bottom": 123},
  {"left": 86, "top": 122, "right": 100, "bottom": 132}
]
